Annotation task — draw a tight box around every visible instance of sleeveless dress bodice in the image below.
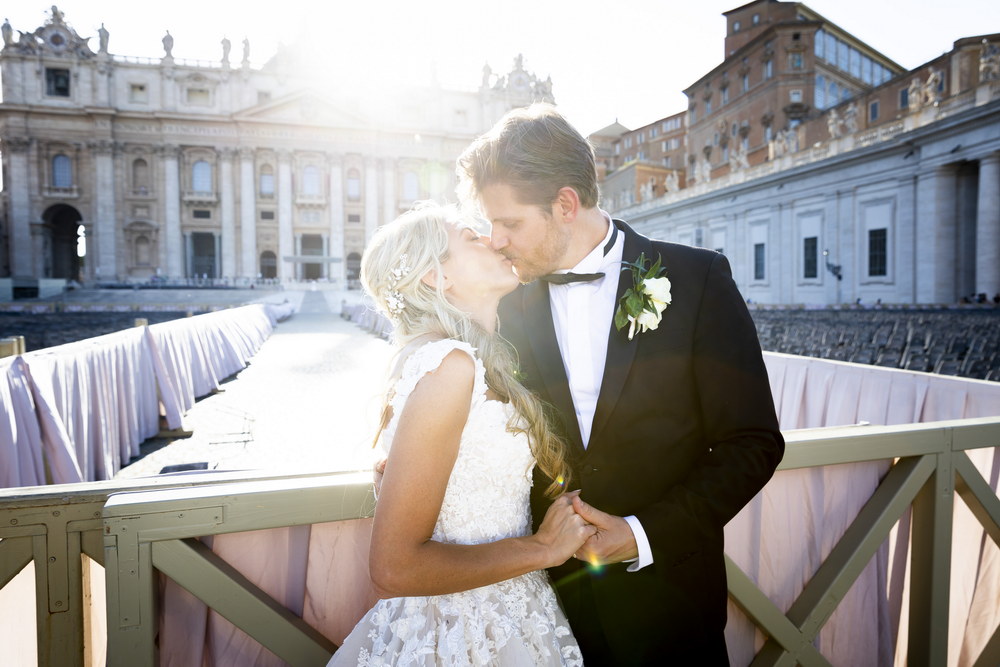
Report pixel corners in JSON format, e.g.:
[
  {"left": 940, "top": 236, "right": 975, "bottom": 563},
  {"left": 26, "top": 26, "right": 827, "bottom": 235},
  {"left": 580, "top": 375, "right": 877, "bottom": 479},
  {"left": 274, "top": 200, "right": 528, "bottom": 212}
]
[{"left": 329, "top": 340, "right": 582, "bottom": 666}]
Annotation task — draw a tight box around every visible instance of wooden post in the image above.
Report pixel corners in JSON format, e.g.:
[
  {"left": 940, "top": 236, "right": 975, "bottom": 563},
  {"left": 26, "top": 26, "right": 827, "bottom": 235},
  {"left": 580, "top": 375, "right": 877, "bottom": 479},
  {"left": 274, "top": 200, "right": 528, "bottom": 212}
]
[{"left": 0, "top": 337, "right": 18, "bottom": 358}]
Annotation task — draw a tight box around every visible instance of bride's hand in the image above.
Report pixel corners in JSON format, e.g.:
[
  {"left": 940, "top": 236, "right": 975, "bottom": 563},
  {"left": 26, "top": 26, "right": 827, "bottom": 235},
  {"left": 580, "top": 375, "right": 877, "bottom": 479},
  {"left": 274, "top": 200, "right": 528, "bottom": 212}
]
[{"left": 534, "top": 490, "right": 597, "bottom": 567}]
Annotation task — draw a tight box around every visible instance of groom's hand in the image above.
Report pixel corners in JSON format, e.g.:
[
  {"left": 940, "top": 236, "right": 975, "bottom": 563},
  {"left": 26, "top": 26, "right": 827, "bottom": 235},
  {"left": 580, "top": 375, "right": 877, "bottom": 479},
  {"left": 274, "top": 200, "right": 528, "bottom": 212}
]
[{"left": 572, "top": 495, "right": 639, "bottom": 565}]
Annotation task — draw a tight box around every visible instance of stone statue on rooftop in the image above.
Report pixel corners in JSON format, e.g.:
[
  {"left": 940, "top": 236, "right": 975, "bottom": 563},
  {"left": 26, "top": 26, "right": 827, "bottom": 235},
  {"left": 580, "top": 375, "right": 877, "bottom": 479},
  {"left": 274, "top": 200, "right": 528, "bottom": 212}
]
[
  {"left": 908, "top": 77, "right": 923, "bottom": 111},
  {"left": 665, "top": 170, "right": 679, "bottom": 192},
  {"left": 242, "top": 37, "right": 250, "bottom": 64},
  {"left": 221, "top": 36, "right": 230, "bottom": 63},
  {"left": 481, "top": 63, "right": 492, "bottom": 88},
  {"left": 162, "top": 30, "right": 173, "bottom": 58},
  {"left": 98, "top": 23, "right": 108, "bottom": 53},
  {"left": 50, "top": 6, "right": 64, "bottom": 23},
  {"left": 2, "top": 18, "right": 12, "bottom": 47},
  {"left": 826, "top": 108, "right": 842, "bottom": 139},
  {"left": 923, "top": 69, "right": 942, "bottom": 106},
  {"left": 843, "top": 102, "right": 859, "bottom": 134},
  {"left": 979, "top": 39, "right": 1000, "bottom": 81}
]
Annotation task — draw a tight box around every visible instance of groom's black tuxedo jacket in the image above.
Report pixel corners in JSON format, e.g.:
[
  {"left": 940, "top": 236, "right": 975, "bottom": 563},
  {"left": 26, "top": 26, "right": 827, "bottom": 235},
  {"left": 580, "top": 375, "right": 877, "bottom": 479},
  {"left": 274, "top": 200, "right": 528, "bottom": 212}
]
[{"left": 497, "top": 219, "right": 783, "bottom": 664}]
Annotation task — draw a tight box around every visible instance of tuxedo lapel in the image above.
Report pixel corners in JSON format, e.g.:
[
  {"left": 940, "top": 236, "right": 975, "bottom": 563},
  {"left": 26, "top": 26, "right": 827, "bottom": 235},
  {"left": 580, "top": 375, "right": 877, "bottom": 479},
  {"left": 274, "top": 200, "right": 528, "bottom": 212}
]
[
  {"left": 589, "top": 220, "right": 652, "bottom": 447},
  {"left": 519, "top": 281, "right": 586, "bottom": 453}
]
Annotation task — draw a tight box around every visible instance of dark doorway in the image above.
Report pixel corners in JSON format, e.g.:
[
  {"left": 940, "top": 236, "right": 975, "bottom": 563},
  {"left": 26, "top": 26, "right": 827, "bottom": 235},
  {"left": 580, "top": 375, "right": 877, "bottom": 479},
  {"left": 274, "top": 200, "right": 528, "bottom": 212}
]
[
  {"left": 191, "top": 232, "right": 216, "bottom": 279},
  {"left": 260, "top": 250, "right": 277, "bottom": 279},
  {"left": 43, "top": 204, "right": 83, "bottom": 280},
  {"left": 301, "top": 234, "right": 323, "bottom": 280}
]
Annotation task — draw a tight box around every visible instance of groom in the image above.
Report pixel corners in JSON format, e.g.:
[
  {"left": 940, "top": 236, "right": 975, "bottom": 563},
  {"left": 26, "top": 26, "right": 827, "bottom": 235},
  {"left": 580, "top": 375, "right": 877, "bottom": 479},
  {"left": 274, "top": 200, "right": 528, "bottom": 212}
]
[{"left": 457, "top": 105, "right": 783, "bottom": 665}]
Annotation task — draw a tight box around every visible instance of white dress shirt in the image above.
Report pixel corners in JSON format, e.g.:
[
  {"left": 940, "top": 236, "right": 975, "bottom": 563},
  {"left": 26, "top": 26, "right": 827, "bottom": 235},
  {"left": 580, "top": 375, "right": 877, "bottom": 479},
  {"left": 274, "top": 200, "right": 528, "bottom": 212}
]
[{"left": 547, "top": 213, "right": 653, "bottom": 572}]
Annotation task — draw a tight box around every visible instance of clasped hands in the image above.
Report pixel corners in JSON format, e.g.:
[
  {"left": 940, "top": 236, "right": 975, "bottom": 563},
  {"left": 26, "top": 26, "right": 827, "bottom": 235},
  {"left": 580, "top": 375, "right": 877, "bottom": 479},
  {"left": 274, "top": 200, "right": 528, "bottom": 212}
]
[
  {"left": 373, "top": 459, "right": 637, "bottom": 568},
  {"left": 539, "top": 490, "right": 639, "bottom": 568}
]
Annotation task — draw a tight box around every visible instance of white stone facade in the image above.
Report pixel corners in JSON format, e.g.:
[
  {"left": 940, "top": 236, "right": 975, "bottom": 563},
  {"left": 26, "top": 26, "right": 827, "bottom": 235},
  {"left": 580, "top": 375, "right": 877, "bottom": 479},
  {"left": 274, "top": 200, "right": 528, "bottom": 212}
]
[
  {"left": 620, "top": 99, "right": 1000, "bottom": 306},
  {"left": 0, "top": 9, "right": 555, "bottom": 285}
]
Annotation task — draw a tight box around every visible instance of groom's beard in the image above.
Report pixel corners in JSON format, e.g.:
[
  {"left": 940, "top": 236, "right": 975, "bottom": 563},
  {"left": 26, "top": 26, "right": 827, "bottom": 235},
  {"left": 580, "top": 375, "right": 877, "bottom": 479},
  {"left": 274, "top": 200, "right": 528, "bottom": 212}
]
[{"left": 504, "top": 225, "right": 572, "bottom": 284}]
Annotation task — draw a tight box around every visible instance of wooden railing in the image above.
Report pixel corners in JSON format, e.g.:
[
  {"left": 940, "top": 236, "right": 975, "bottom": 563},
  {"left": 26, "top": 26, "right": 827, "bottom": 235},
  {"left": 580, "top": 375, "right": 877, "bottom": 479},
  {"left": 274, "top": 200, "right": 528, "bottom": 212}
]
[
  {"left": 0, "top": 470, "right": 333, "bottom": 666},
  {"left": 2, "top": 417, "right": 999, "bottom": 666}
]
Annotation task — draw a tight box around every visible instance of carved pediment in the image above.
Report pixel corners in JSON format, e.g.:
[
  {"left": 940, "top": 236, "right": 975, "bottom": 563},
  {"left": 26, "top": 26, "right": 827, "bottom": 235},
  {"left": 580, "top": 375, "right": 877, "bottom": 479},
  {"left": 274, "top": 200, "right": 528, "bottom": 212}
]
[{"left": 234, "top": 91, "right": 371, "bottom": 128}]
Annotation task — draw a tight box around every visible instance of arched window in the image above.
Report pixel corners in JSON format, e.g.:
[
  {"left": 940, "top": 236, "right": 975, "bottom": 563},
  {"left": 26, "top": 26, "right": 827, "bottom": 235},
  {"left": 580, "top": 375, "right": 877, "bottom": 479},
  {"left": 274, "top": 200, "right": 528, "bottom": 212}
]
[
  {"left": 132, "top": 158, "right": 149, "bottom": 194},
  {"left": 302, "top": 165, "right": 321, "bottom": 196},
  {"left": 259, "top": 164, "right": 275, "bottom": 197},
  {"left": 52, "top": 154, "right": 72, "bottom": 188},
  {"left": 402, "top": 171, "right": 419, "bottom": 202},
  {"left": 346, "top": 168, "right": 361, "bottom": 201},
  {"left": 192, "top": 160, "right": 212, "bottom": 193},
  {"left": 135, "top": 235, "right": 151, "bottom": 266}
]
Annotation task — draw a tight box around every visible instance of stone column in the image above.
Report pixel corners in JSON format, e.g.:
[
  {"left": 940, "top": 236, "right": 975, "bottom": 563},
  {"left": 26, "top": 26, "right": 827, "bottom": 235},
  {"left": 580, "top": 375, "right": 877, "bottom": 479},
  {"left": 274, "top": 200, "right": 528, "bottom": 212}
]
[
  {"left": 327, "top": 154, "right": 345, "bottom": 285},
  {"left": 294, "top": 233, "right": 302, "bottom": 280},
  {"left": 214, "top": 232, "right": 222, "bottom": 280},
  {"left": 277, "top": 150, "right": 294, "bottom": 281},
  {"left": 364, "top": 156, "right": 379, "bottom": 243},
  {"left": 184, "top": 232, "right": 193, "bottom": 279},
  {"left": 238, "top": 147, "right": 257, "bottom": 280},
  {"left": 90, "top": 140, "right": 118, "bottom": 280},
  {"left": 382, "top": 158, "right": 396, "bottom": 223},
  {"left": 219, "top": 148, "right": 237, "bottom": 279},
  {"left": 159, "top": 144, "right": 184, "bottom": 279},
  {"left": 4, "top": 138, "right": 33, "bottom": 276},
  {"left": 915, "top": 166, "right": 957, "bottom": 303},
  {"left": 975, "top": 153, "right": 1000, "bottom": 297},
  {"left": 321, "top": 233, "right": 329, "bottom": 280}
]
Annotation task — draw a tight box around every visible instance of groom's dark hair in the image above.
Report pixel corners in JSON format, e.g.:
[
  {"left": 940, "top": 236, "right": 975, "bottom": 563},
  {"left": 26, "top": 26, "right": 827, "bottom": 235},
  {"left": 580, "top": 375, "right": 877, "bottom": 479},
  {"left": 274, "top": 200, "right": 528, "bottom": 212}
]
[{"left": 457, "top": 103, "right": 600, "bottom": 212}]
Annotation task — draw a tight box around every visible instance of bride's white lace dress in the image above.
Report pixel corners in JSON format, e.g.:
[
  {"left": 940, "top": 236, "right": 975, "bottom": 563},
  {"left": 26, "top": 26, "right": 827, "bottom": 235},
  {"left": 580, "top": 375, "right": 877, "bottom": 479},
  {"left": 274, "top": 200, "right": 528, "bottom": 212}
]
[{"left": 329, "top": 339, "right": 583, "bottom": 666}]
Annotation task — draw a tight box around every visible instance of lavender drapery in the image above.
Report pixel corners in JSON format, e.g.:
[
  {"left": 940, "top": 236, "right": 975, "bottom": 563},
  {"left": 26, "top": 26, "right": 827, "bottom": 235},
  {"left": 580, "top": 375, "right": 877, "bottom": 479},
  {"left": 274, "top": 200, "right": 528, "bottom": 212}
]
[{"left": 0, "top": 304, "right": 278, "bottom": 488}]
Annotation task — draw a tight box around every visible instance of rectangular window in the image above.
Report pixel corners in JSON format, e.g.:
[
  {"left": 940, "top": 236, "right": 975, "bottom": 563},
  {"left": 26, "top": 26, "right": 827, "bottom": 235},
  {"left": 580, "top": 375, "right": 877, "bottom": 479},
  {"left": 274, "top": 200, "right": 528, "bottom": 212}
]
[
  {"left": 803, "top": 236, "right": 818, "bottom": 279},
  {"left": 259, "top": 173, "right": 274, "bottom": 196},
  {"left": 790, "top": 89, "right": 803, "bottom": 103},
  {"left": 260, "top": 210, "right": 275, "bottom": 220},
  {"left": 347, "top": 214, "right": 361, "bottom": 224},
  {"left": 869, "top": 100, "right": 880, "bottom": 122},
  {"left": 764, "top": 60, "right": 773, "bottom": 79},
  {"left": 868, "top": 228, "right": 887, "bottom": 276},
  {"left": 815, "top": 75, "right": 826, "bottom": 109},
  {"left": 789, "top": 53, "right": 803, "bottom": 70},
  {"left": 45, "top": 68, "right": 71, "bottom": 97},
  {"left": 192, "top": 209, "right": 211, "bottom": 219},
  {"left": 129, "top": 83, "right": 148, "bottom": 103},
  {"left": 742, "top": 73, "right": 749, "bottom": 93},
  {"left": 705, "top": 98, "right": 712, "bottom": 115},
  {"left": 186, "top": 88, "right": 210, "bottom": 105},
  {"left": 721, "top": 87, "right": 729, "bottom": 104},
  {"left": 754, "top": 243, "right": 766, "bottom": 280},
  {"left": 899, "top": 87, "right": 909, "bottom": 109},
  {"left": 815, "top": 29, "right": 825, "bottom": 60}
]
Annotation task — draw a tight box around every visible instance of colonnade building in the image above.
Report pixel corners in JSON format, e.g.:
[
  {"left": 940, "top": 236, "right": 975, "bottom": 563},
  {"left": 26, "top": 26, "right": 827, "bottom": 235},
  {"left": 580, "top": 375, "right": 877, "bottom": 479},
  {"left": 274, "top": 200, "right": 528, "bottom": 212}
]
[
  {"left": 599, "top": 0, "right": 1000, "bottom": 306},
  {"left": 0, "top": 8, "right": 554, "bottom": 286}
]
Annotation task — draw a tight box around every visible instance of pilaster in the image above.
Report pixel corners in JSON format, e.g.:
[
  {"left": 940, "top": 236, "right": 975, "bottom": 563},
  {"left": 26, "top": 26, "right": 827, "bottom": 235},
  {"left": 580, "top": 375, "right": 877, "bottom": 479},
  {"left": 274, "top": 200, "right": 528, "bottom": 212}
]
[
  {"left": 238, "top": 146, "right": 256, "bottom": 279},
  {"left": 277, "top": 150, "right": 294, "bottom": 281},
  {"left": 219, "top": 148, "right": 237, "bottom": 279},
  {"left": 975, "top": 153, "right": 1000, "bottom": 297}
]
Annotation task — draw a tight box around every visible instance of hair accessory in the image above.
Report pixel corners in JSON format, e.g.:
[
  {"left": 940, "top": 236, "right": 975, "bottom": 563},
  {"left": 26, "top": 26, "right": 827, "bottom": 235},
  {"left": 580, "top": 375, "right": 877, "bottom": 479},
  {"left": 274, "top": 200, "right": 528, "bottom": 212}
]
[{"left": 385, "top": 253, "right": 412, "bottom": 320}]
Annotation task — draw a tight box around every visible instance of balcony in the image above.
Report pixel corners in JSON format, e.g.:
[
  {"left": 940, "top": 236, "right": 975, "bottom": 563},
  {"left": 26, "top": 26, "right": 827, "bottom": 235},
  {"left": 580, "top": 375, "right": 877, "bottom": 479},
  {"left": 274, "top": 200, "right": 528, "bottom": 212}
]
[
  {"left": 42, "top": 185, "right": 80, "bottom": 199},
  {"left": 182, "top": 190, "right": 218, "bottom": 204}
]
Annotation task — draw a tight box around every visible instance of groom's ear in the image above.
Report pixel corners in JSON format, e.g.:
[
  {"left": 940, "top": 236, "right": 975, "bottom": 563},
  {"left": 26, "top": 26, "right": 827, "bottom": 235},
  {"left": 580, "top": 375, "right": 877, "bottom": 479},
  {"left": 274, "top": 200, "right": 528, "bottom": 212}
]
[{"left": 554, "top": 187, "right": 581, "bottom": 223}]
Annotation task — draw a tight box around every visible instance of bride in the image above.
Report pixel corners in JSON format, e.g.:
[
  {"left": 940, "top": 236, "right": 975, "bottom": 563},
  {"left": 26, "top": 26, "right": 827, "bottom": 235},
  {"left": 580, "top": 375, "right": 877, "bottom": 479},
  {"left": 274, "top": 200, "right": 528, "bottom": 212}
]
[{"left": 329, "top": 203, "right": 591, "bottom": 665}]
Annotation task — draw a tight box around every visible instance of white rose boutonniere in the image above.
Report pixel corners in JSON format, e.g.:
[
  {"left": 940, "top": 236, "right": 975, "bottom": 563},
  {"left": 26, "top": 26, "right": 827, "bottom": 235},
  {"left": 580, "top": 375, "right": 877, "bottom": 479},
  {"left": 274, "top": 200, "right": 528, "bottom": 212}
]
[{"left": 614, "top": 253, "right": 671, "bottom": 340}]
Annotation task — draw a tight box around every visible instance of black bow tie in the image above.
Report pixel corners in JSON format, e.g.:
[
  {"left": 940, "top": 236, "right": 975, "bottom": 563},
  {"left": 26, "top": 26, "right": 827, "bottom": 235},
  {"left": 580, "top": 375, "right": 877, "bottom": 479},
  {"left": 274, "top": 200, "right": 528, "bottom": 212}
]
[
  {"left": 539, "top": 224, "right": 619, "bottom": 286},
  {"left": 539, "top": 272, "right": 605, "bottom": 285}
]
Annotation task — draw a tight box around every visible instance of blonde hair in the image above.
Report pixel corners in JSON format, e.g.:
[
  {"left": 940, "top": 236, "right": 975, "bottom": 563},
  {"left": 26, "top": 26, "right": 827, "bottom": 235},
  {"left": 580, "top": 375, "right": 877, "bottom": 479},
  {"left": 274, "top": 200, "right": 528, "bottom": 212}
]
[
  {"left": 361, "top": 202, "right": 571, "bottom": 498},
  {"left": 457, "top": 103, "right": 600, "bottom": 211}
]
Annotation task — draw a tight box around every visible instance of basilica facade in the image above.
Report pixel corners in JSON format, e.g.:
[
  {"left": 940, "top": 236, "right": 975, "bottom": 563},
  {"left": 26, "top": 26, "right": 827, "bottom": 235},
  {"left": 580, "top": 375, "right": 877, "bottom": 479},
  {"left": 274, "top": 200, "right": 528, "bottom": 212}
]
[{"left": 0, "top": 8, "right": 554, "bottom": 286}]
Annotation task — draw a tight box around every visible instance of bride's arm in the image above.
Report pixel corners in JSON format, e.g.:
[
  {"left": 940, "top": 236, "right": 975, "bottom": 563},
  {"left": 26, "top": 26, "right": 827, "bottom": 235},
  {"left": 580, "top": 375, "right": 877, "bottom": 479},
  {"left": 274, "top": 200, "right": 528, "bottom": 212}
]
[{"left": 369, "top": 349, "right": 592, "bottom": 599}]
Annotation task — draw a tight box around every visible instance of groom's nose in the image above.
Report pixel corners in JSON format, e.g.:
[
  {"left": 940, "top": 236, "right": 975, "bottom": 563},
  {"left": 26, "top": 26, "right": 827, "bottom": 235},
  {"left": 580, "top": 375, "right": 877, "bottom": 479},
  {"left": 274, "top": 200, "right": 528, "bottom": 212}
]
[{"left": 488, "top": 232, "right": 507, "bottom": 251}]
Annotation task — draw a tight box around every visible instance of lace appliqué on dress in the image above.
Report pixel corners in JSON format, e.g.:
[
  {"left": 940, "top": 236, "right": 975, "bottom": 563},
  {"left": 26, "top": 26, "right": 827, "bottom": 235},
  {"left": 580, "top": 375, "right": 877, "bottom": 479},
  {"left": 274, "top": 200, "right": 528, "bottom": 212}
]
[{"left": 330, "top": 339, "right": 582, "bottom": 666}]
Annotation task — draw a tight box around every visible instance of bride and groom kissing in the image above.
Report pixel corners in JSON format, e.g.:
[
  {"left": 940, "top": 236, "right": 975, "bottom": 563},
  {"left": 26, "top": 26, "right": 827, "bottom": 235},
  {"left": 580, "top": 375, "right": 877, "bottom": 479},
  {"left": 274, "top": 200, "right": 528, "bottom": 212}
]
[{"left": 329, "top": 104, "right": 784, "bottom": 666}]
